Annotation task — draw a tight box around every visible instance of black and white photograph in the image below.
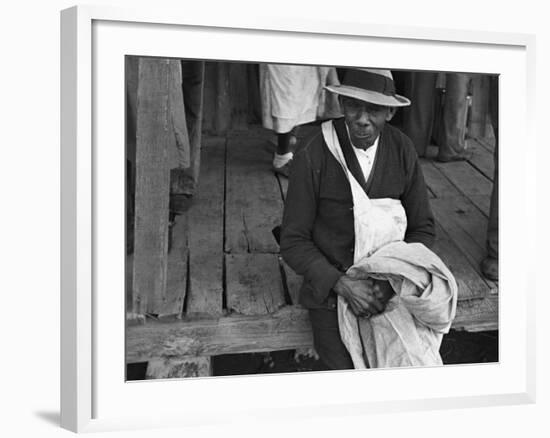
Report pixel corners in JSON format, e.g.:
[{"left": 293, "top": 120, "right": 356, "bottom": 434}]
[{"left": 125, "top": 58, "right": 499, "bottom": 380}]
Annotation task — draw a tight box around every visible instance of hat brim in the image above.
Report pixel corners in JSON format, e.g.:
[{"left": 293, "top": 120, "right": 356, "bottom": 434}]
[{"left": 325, "top": 85, "right": 411, "bottom": 107}]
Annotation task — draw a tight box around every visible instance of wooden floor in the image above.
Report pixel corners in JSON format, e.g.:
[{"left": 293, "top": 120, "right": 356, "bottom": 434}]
[{"left": 126, "top": 125, "right": 498, "bottom": 367}]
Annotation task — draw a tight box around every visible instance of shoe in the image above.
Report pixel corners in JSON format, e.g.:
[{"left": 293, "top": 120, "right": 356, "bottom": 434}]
[
  {"left": 273, "top": 160, "right": 293, "bottom": 178},
  {"left": 436, "top": 150, "right": 473, "bottom": 163},
  {"left": 169, "top": 193, "right": 193, "bottom": 215},
  {"left": 481, "top": 256, "right": 498, "bottom": 281}
]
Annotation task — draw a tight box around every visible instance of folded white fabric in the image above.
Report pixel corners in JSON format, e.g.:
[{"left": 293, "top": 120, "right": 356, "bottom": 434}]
[{"left": 339, "top": 241, "right": 458, "bottom": 369}]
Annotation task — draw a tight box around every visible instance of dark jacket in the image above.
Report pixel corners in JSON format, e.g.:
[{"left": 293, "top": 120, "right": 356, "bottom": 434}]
[{"left": 280, "top": 118, "right": 435, "bottom": 309}]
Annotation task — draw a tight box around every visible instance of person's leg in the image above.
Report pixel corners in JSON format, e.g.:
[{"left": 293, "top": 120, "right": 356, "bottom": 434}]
[
  {"left": 308, "top": 308, "right": 354, "bottom": 370},
  {"left": 438, "top": 73, "right": 472, "bottom": 161},
  {"left": 481, "top": 75, "right": 499, "bottom": 280},
  {"left": 272, "top": 128, "right": 297, "bottom": 177},
  {"left": 170, "top": 60, "right": 205, "bottom": 214},
  {"left": 399, "top": 71, "right": 437, "bottom": 158}
]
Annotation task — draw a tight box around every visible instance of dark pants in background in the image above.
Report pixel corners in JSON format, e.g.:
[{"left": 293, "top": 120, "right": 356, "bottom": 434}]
[{"left": 392, "top": 71, "right": 437, "bottom": 157}]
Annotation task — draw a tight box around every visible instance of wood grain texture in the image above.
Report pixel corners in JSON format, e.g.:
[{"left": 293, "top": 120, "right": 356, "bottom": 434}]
[
  {"left": 431, "top": 196, "right": 498, "bottom": 294},
  {"left": 466, "top": 138, "right": 495, "bottom": 181},
  {"left": 126, "top": 306, "right": 314, "bottom": 362},
  {"left": 126, "top": 295, "right": 497, "bottom": 364},
  {"left": 226, "top": 253, "right": 286, "bottom": 315},
  {"left": 420, "top": 159, "right": 460, "bottom": 198},
  {"left": 225, "top": 138, "right": 282, "bottom": 253},
  {"left": 157, "top": 214, "right": 188, "bottom": 318},
  {"left": 146, "top": 356, "right": 212, "bottom": 379},
  {"left": 433, "top": 159, "right": 492, "bottom": 197},
  {"left": 185, "top": 139, "right": 225, "bottom": 316},
  {"left": 453, "top": 294, "right": 498, "bottom": 332},
  {"left": 132, "top": 58, "right": 174, "bottom": 314},
  {"left": 433, "top": 223, "right": 489, "bottom": 301}
]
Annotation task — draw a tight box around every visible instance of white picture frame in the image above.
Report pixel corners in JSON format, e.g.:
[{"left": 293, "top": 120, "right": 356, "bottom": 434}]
[{"left": 60, "top": 4, "right": 536, "bottom": 433}]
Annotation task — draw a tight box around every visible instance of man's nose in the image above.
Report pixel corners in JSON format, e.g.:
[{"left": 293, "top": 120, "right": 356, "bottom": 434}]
[{"left": 355, "top": 108, "right": 372, "bottom": 125}]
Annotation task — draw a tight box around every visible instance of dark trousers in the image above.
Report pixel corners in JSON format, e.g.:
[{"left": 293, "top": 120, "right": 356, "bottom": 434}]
[
  {"left": 393, "top": 71, "right": 437, "bottom": 157},
  {"left": 308, "top": 308, "right": 354, "bottom": 370}
]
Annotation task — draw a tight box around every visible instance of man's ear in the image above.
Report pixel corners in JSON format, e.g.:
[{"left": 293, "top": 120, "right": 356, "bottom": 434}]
[{"left": 385, "top": 107, "right": 397, "bottom": 122}]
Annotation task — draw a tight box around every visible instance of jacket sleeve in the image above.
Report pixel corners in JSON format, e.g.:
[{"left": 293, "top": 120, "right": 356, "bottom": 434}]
[
  {"left": 401, "top": 149, "right": 436, "bottom": 248},
  {"left": 280, "top": 145, "right": 343, "bottom": 304}
]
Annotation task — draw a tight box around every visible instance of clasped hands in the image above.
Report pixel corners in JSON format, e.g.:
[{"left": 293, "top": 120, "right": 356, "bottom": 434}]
[{"left": 333, "top": 275, "right": 395, "bottom": 318}]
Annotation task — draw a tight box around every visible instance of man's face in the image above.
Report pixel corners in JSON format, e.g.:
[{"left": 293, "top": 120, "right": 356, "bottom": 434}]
[{"left": 341, "top": 96, "right": 395, "bottom": 149}]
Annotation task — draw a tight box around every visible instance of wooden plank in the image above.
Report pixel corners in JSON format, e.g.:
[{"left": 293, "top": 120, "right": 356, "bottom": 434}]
[
  {"left": 473, "top": 134, "right": 496, "bottom": 154},
  {"left": 280, "top": 258, "right": 303, "bottom": 306},
  {"left": 431, "top": 196, "right": 498, "bottom": 294},
  {"left": 146, "top": 356, "right": 212, "bottom": 379},
  {"left": 453, "top": 295, "right": 498, "bottom": 332},
  {"left": 225, "top": 138, "right": 283, "bottom": 253},
  {"left": 433, "top": 224, "right": 489, "bottom": 301},
  {"left": 420, "top": 159, "right": 461, "bottom": 198},
  {"left": 126, "top": 297, "right": 497, "bottom": 364},
  {"left": 469, "top": 194, "right": 491, "bottom": 217},
  {"left": 433, "top": 159, "right": 492, "bottom": 197},
  {"left": 126, "top": 306, "right": 313, "bottom": 362},
  {"left": 185, "top": 139, "right": 225, "bottom": 316},
  {"left": 157, "top": 214, "right": 189, "bottom": 318},
  {"left": 226, "top": 254, "right": 286, "bottom": 315},
  {"left": 466, "top": 138, "right": 495, "bottom": 181},
  {"left": 132, "top": 58, "right": 174, "bottom": 314}
]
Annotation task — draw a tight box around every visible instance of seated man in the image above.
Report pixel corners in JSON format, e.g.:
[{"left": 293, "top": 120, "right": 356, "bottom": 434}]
[{"left": 280, "top": 68, "right": 436, "bottom": 370}]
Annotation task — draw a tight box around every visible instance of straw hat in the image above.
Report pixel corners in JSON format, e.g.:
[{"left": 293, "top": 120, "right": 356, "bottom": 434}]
[{"left": 325, "top": 68, "right": 411, "bottom": 107}]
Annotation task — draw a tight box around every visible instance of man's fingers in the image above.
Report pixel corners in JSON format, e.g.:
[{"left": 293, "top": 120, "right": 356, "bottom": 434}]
[{"left": 365, "top": 295, "right": 384, "bottom": 313}]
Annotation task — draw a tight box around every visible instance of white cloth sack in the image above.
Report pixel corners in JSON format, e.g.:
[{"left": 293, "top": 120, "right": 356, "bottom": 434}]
[{"left": 321, "top": 121, "right": 458, "bottom": 369}]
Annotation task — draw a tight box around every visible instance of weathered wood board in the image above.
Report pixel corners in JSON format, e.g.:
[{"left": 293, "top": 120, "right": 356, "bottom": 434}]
[
  {"left": 146, "top": 356, "right": 211, "bottom": 379},
  {"left": 225, "top": 138, "right": 283, "bottom": 253},
  {"left": 420, "top": 159, "right": 460, "bottom": 199},
  {"left": 466, "top": 138, "right": 495, "bottom": 181},
  {"left": 132, "top": 58, "right": 175, "bottom": 314},
  {"left": 126, "top": 294, "right": 497, "bottom": 364},
  {"left": 156, "top": 214, "right": 188, "bottom": 318},
  {"left": 433, "top": 224, "right": 489, "bottom": 301},
  {"left": 126, "top": 306, "right": 314, "bottom": 362},
  {"left": 431, "top": 196, "right": 497, "bottom": 294},
  {"left": 226, "top": 253, "right": 286, "bottom": 315},
  {"left": 453, "top": 294, "right": 498, "bottom": 332},
  {"left": 185, "top": 139, "right": 225, "bottom": 316},
  {"left": 433, "top": 159, "right": 492, "bottom": 197},
  {"left": 469, "top": 194, "right": 491, "bottom": 218}
]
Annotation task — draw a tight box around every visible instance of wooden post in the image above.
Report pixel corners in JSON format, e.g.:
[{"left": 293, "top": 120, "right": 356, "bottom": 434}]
[{"left": 132, "top": 58, "right": 175, "bottom": 314}]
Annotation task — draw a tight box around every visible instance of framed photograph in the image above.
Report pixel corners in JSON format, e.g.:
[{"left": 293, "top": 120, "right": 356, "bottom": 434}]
[{"left": 61, "top": 5, "right": 536, "bottom": 433}]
